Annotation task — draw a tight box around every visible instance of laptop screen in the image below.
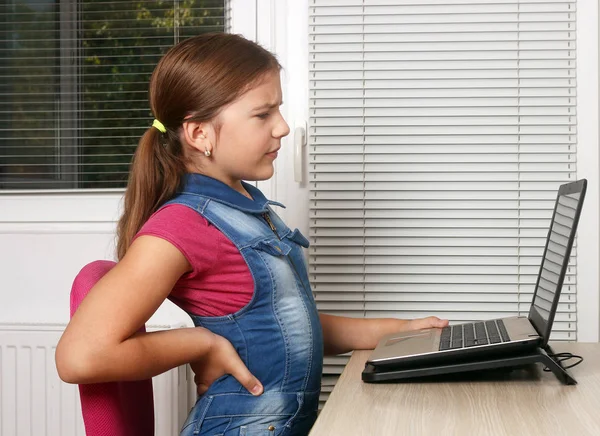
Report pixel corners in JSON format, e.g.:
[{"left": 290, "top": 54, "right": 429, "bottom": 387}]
[{"left": 529, "top": 180, "right": 586, "bottom": 345}]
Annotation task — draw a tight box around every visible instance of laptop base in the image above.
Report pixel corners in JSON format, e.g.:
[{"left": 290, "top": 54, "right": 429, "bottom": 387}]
[{"left": 362, "top": 344, "right": 577, "bottom": 385}]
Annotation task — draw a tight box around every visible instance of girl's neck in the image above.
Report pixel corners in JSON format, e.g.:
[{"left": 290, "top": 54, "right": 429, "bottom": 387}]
[{"left": 219, "top": 177, "right": 253, "bottom": 200}]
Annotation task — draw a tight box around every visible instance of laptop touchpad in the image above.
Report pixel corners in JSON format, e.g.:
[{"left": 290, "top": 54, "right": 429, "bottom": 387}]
[{"left": 385, "top": 330, "right": 433, "bottom": 346}]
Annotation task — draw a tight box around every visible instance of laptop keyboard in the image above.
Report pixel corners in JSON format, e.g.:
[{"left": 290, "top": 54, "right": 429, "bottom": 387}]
[{"left": 439, "top": 320, "right": 511, "bottom": 351}]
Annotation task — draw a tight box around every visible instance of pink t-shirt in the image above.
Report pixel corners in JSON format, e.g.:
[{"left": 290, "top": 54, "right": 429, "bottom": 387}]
[{"left": 136, "top": 204, "right": 254, "bottom": 317}]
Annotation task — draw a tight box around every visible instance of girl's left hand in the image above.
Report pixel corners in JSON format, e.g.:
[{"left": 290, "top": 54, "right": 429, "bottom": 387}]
[
  {"left": 406, "top": 316, "right": 449, "bottom": 331},
  {"left": 190, "top": 333, "right": 263, "bottom": 397}
]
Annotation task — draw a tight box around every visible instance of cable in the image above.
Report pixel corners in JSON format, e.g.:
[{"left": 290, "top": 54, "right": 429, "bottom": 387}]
[{"left": 543, "top": 352, "right": 584, "bottom": 372}]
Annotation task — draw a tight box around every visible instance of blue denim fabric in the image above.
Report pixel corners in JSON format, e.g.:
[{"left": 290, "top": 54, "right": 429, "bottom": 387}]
[{"left": 166, "top": 174, "right": 323, "bottom": 436}]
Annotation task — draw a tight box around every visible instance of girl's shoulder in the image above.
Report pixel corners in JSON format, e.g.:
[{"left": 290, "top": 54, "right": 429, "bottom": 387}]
[
  {"left": 144, "top": 203, "right": 210, "bottom": 230},
  {"left": 136, "top": 204, "right": 222, "bottom": 271}
]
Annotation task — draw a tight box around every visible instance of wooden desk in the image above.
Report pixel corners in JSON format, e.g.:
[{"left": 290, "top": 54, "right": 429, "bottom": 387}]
[{"left": 310, "top": 343, "right": 600, "bottom": 436}]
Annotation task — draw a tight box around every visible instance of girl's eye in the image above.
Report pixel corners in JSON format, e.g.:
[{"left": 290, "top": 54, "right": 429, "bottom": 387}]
[{"left": 257, "top": 112, "right": 270, "bottom": 120}]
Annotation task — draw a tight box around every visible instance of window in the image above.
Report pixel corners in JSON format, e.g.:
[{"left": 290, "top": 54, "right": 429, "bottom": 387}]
[
  {"left": 308, "top": 0, "right": 579, "bottom": 398},
  {"left": 0, "top": 0, "right": 226, "bottom": 190}
]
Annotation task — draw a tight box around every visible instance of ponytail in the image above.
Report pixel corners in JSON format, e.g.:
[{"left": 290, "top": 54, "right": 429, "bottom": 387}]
[{"left": 116, "top": 127, "right": 186, "bottom": 260}]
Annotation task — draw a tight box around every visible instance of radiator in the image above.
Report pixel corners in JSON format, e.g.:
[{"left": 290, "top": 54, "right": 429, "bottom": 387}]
[{"left": 0, "top": 323, "right": 195, "bottom": 436}]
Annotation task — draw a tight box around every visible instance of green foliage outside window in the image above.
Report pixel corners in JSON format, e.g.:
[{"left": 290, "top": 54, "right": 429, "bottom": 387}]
[{"left": 0, "top": 0, "right": 226, "bottom": 189}]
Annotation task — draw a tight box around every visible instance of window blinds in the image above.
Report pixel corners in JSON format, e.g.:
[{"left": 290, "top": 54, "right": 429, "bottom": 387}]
[
  {"left": 308, "top": 0, "right": 578, "bottom": 390},
  {"left": 0, "top": 0, "right": 226, "bottom": 190}
]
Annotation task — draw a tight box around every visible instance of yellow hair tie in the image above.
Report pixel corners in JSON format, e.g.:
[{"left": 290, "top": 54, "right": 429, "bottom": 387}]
[{"left": 152, "top": 119, "right": 166, "bottom": 133}]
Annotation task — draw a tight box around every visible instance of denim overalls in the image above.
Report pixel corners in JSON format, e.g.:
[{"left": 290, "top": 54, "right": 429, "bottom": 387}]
[{"left": 168, "top": 174, "right": 323, "bottom": 436}]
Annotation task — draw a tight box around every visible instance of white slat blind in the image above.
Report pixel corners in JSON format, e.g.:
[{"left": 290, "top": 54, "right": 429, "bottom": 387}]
[
  {"left": 1, "top": 0, "right": 226, "bottom": 190},
  {"left": 308, "top": 0, "right": 578, "bottom": 390}
]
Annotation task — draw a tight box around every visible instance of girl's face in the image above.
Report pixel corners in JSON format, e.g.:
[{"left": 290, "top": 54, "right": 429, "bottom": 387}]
[{"left": 189, "top": 70, "right": 290, "bottom": 194}]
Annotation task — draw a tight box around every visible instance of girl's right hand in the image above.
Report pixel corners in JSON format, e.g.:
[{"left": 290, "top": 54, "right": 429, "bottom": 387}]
[{"left": 190, "top": 332, "right": 263, "bottom": 397}]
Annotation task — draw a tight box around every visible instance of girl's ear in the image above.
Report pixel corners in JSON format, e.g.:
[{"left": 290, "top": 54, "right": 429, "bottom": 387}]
[{"left": 181, "top": 120, "right": 214, "bottom": 154}]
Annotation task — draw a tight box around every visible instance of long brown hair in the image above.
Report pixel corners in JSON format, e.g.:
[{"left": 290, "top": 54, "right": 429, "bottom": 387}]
[{"left": 116, "top": 33, "right": 281, "bottom": 260}]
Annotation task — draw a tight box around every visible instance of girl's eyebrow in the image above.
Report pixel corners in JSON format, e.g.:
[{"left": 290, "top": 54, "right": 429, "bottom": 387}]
[{"left": 251, "top": 101, "right": 283, "bottom": 112}]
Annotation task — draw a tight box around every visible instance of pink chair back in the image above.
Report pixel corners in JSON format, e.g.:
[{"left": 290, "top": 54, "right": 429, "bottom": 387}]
[{"left": 70, "top": 260, "right": 155, "bottom": 436}]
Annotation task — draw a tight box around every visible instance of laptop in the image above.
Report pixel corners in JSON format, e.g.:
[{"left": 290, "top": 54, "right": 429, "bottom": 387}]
[{"left": 366, "top": 179, "right": 587, "bottom": 370}]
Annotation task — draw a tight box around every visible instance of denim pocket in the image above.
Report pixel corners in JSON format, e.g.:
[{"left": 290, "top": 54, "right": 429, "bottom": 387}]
[{"left": 188, "top": 392, "right": 306, "bottom": 436}]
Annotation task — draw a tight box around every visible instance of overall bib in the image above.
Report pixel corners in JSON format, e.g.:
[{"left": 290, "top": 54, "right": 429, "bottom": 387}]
[{"left": 170, "top": 174, "right": 324, "bottom": 436}]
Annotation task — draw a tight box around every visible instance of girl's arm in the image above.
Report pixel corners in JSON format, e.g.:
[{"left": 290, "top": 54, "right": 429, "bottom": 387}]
[
  {"left": 56, "top": 236, "right": 262, "bottom": 395},
  {"left": 319, "top": 313, "right": 449, "bottom": 356}
]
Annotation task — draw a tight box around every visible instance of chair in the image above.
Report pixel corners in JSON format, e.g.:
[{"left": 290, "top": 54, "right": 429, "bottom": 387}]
[{"left": 70, "top": 260, "right": 155, "bottom": 436}]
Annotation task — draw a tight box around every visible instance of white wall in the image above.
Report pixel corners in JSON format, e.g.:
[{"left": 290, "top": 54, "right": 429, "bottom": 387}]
[{"left": 0, "top": 192, "right": 191, "bottom": 326}]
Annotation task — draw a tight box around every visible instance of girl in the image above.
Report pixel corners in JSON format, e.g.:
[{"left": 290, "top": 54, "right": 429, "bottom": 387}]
[{"left": 56, "top": 33, "right": 448, "bottom": 435}]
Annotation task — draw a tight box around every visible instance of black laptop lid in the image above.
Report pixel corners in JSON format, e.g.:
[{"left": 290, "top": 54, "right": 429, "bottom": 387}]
[{"left": 528, "top": 179, "right": 587, "bottom": 347}]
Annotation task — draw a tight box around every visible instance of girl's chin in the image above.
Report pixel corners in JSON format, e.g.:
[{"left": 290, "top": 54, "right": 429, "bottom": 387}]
[
  {"left": 257, "top": 163, "right": 275, "bottom": 179},
  {"left": 242, "top": 166, "right": 275, "bottom": 182}
]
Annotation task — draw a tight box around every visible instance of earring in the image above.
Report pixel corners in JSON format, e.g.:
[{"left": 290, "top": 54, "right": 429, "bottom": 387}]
[{"left": 204, "top": 149, "right": 211, "bottom": 157}]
